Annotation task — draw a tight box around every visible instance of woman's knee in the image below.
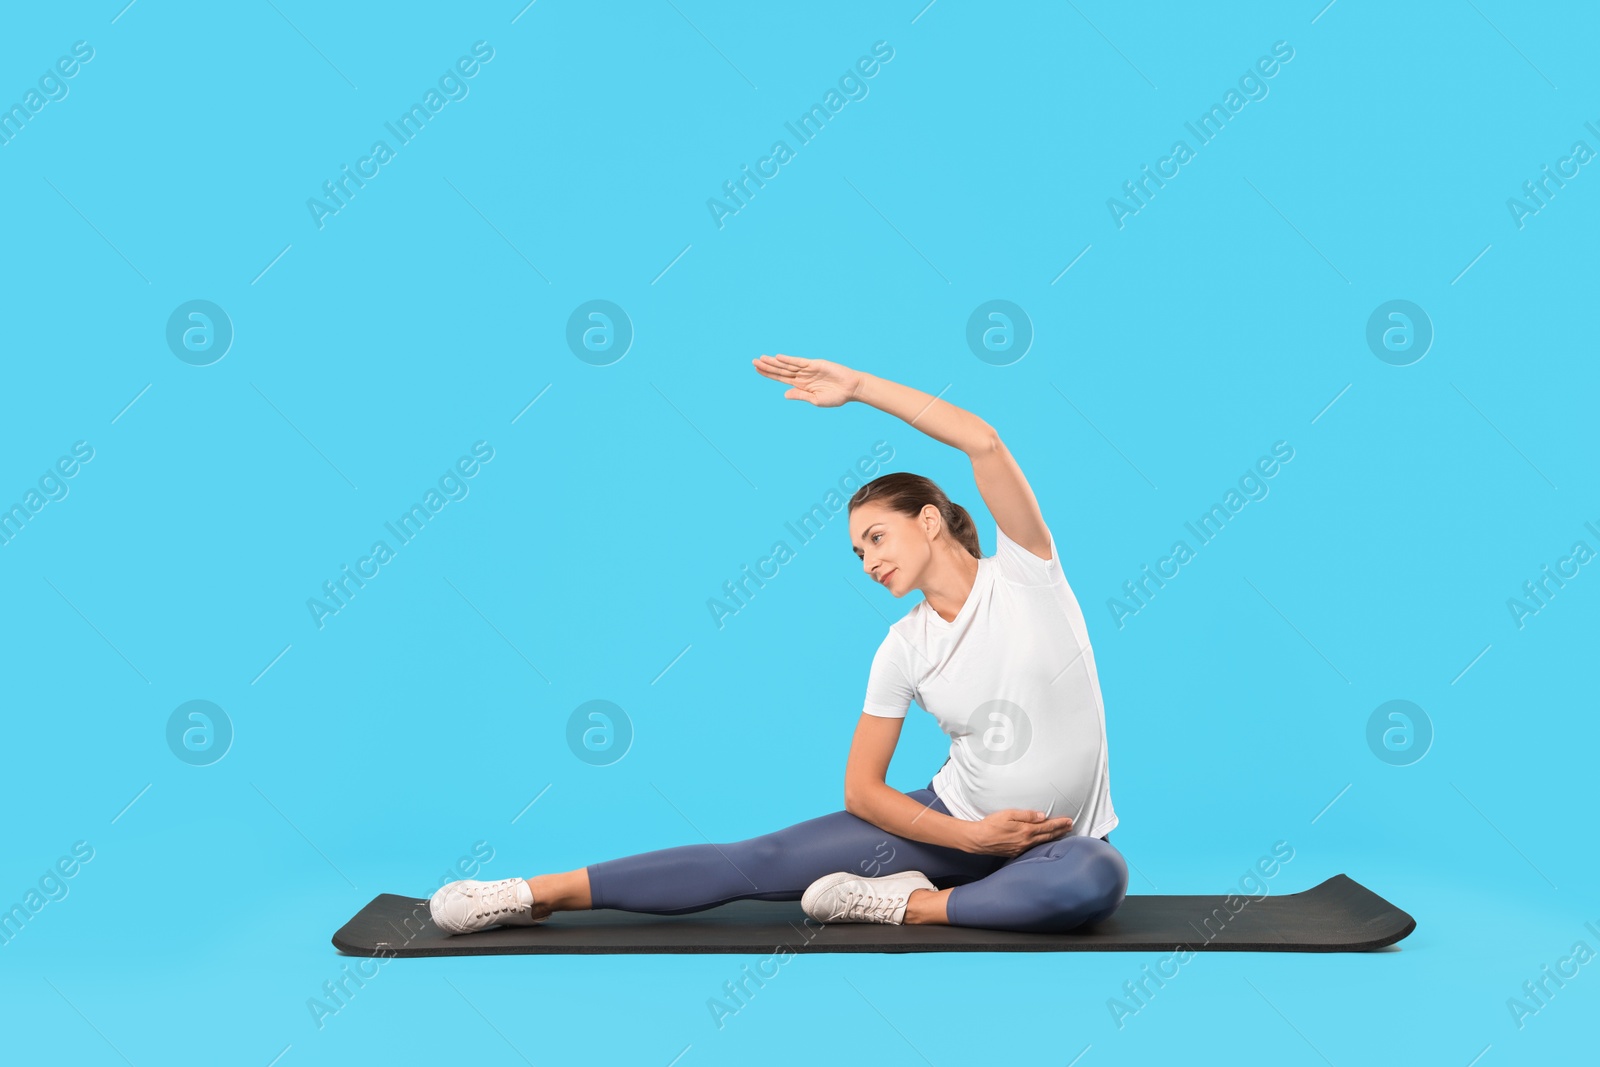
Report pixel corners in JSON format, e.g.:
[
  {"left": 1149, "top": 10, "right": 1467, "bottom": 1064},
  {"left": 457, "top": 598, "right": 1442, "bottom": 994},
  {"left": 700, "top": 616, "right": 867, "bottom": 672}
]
[
  {"left": 1041, "top": 837, "right": 1128, "bottom": 929},
  {"left": 1077, "top": 838, "right": 1129, "bottom": 922},
  {"left": 733, "top": 832, "right": 786, "bottom": 870},
  {"left": 728, "top": 808, "right": 874, "bottom": 874}
]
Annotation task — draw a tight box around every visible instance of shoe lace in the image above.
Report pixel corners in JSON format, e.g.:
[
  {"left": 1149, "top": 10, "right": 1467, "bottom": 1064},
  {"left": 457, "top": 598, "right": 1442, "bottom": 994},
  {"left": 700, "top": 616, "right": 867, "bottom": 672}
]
[
  {"left": 832, "top": 887, "right": 907, "bottom": 923},
  {"left": 469, "top": 881, "right": 525, "bottom": 922}
]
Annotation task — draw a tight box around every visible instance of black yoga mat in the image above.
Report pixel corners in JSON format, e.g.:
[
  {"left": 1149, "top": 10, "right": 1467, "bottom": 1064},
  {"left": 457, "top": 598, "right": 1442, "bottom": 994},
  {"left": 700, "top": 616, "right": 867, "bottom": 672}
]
[{"left": 331, "top": 874, "right": 1413, "bottom": 956}]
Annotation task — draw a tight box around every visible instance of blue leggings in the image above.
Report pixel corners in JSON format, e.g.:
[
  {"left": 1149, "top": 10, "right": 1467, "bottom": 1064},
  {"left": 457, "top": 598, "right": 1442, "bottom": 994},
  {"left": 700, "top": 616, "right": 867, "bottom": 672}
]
[{"left": 585, "top": 782, "right": 1128, "bottom": 934}]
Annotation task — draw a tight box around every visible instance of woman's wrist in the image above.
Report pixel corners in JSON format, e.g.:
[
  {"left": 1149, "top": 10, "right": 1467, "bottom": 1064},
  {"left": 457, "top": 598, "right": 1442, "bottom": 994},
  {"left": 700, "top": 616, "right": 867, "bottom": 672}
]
[
  {"left": 948, "top": 816, "right": 979, "bottom": 854},
  {"left": 848, "top": 369, "right": 874, "bottom": 404}
]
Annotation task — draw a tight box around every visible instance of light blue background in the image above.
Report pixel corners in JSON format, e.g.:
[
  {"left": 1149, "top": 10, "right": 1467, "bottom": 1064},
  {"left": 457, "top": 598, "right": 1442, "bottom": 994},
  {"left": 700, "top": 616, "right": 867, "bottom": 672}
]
[{"left": 2, "top": 1, "right": 1595, "bottom": 1063}]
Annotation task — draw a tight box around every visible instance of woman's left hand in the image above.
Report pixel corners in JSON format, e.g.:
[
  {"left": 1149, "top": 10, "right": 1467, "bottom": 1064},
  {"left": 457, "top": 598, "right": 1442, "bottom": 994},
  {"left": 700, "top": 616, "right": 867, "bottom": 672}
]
[{"left": 751, "top": 353, "right": 862, "bottom": 408}]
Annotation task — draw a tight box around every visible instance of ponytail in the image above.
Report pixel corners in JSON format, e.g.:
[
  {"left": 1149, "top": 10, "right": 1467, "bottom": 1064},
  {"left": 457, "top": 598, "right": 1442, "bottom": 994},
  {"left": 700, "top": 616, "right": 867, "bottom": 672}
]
[{"left": 940, "top": 499, "right": 981, "bottom": 559}]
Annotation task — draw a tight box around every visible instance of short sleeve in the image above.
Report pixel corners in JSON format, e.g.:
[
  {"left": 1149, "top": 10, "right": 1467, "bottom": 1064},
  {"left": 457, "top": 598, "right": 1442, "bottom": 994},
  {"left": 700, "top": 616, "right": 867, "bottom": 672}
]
[
  {"left": 861, "top": 632, "right": 915, "bottom": 718},
  {"left": 993, "top": 522, "right": 1064, "bottom": 586}
]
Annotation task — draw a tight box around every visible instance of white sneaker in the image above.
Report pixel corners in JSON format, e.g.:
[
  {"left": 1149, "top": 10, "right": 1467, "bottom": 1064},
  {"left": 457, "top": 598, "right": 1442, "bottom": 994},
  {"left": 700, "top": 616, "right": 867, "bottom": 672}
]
[
  {"left": 801, "top": 869, "right": 936, "bottom": 925},
  {"left": 429, "top": 877, "right": 545, "bottom": 935}
]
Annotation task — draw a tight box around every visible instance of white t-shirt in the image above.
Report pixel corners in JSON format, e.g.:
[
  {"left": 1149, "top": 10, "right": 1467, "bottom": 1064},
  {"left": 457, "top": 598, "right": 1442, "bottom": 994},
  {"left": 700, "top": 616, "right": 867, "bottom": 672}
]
[{"left": 861, "top": 522, "right": 1118, "bottom": 839}]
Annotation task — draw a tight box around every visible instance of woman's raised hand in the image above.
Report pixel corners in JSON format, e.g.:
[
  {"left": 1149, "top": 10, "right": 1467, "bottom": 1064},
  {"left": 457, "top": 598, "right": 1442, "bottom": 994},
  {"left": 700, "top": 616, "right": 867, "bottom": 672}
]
[{"left": 751, "top": 353, "right": 862, "bottom": 408}]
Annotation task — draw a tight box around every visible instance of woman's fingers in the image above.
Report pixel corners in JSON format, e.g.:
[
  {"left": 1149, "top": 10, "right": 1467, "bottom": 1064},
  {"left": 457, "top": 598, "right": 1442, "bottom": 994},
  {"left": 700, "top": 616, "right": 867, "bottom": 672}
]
[
  {"left": 754, "top": 353, "right": 810, "bottom": 370},
  {"left": 1024, "top": 817, "right": 1073, "bottom": 847},
  {"left": 753, "top": 355, "right": 796, "bottom": 378},
  {"left": 752, "top": 357, "right": 817, "bottom": 404},
  {"left": 752, "top": 359, "right": 795, "bottom": 383}
]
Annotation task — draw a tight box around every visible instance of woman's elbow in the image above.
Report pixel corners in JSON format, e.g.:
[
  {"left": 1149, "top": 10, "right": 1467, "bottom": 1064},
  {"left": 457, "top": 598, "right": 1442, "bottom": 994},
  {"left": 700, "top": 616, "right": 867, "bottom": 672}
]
[{"left": 844, "top": 779, "right": 878, "bottom": 815}]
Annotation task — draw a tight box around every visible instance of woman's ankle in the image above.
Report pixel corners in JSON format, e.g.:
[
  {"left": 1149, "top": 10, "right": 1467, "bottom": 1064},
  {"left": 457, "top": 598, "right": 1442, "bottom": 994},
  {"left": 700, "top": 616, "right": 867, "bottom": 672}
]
[
  {"left": 522, "top": 879, "right": 556, "bottom": 920},
  {"left": 903, "top": 887, "right": 950, "bottom": 925},
  {"left": 526, "top": 869, "right": 592, "bottom": 913}
]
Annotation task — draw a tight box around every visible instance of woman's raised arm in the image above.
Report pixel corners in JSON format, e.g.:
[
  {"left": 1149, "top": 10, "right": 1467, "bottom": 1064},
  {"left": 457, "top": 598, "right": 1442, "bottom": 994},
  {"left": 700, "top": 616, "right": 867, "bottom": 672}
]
[
  {"left": 751, "top": 354, "right": 995, "bottom": 456},
  {"left": 752, "top": 354, "right": 1051, "bottom": 557}
]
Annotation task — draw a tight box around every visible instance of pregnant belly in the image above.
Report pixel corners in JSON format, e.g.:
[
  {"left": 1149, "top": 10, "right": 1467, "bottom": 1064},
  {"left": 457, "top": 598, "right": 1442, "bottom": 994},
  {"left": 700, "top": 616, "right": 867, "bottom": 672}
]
[{"left": 954, "top": 702, "right": 1103, "bottom": 820}]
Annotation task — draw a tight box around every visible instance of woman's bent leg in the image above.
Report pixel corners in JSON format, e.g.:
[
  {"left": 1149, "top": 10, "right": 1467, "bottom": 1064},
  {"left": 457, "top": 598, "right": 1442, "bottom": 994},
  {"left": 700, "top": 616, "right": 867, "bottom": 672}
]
[
  {"left": 585, "top": 788, "right": 1002, "bottom": 915},
  {"left": 944, "top": 835, "right": 1129, "bottom": 934}
]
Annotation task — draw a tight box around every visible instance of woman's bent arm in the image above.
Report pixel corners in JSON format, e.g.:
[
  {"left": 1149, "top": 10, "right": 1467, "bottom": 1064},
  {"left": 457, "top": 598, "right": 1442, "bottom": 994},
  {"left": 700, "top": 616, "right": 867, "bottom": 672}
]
[
  {"left": 851, "top": 372, "right": 996, "bottom": 456},
  {"left": 846, "top": 780, "right": 976, "bottom": 852}
]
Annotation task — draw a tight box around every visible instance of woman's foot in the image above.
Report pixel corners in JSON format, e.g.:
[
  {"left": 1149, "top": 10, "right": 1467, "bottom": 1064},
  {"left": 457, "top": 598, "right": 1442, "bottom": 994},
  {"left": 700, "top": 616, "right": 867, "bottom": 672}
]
[
  {"left": 430, "top": 877, "right": 547, "bottom": 935},
  {"left": 801, "top": 870, "right": 937, "bottom": 925}
]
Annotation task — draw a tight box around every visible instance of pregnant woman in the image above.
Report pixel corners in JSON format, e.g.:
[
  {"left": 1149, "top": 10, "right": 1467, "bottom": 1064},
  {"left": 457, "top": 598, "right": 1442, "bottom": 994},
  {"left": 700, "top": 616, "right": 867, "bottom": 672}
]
[{"left": 430, "top": 355, "right": 1126, "bottom": 934}]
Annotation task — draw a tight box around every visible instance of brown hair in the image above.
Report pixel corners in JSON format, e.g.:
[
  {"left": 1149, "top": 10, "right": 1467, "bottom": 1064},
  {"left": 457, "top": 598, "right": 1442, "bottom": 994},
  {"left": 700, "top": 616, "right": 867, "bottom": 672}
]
[{"left": 849, "top": 472, "right": 981, "bottom": 559}]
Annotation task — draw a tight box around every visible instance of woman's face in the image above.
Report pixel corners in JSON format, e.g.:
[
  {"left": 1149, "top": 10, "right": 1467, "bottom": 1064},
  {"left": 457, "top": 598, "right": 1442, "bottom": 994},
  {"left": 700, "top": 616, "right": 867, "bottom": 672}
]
[{"left": 850, "top": 502, "right": 930, "bottom": 596}]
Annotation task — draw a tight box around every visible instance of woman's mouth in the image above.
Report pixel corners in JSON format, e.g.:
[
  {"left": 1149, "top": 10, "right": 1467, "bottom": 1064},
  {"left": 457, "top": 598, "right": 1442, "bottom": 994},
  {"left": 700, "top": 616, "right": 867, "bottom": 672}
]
[{"left": 879, "top": 568, "right": 896, "bottom": 586}]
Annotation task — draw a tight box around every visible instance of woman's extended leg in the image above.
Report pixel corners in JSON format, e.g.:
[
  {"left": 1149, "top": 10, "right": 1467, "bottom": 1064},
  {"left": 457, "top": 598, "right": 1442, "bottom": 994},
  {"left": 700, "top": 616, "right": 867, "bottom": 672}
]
[{"left": 565, "top": 786, "right": 1004, "bottom": 916}]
